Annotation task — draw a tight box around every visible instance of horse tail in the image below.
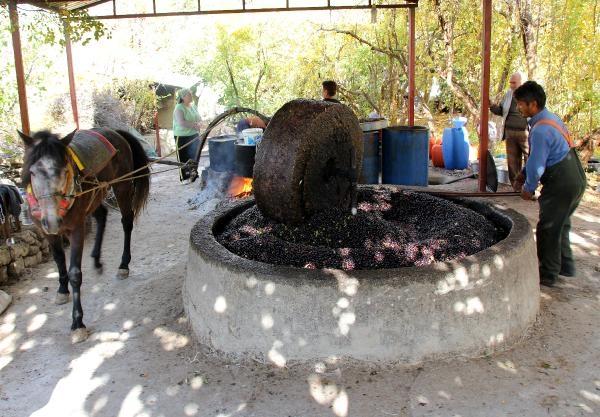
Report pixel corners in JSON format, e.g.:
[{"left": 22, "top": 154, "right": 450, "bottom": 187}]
[{"left": 116, "top": 130, "right": 150, "bottom": 218}]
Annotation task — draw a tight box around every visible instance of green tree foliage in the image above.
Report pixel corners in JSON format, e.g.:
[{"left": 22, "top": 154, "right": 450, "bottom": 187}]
[{"left": 0, "top": 2, "right": 106, "bottom": 157}]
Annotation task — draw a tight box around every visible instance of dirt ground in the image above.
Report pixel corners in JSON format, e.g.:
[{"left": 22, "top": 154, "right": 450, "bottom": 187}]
[{"left": 1, "top": 163, "right": 599, "bottom": 417}]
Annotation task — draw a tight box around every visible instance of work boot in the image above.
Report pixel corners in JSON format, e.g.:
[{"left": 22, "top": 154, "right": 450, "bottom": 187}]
[
  {"left": 540, "top": 274, "right": 557, "bottom": 287},
  {"left": 559, "top": 264, "right": 576, "bottom": 277}
]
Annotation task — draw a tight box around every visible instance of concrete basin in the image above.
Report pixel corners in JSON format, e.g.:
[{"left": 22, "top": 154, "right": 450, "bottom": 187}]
[{"left": 184, "top": 194, "right": 539, "bottom": 364}]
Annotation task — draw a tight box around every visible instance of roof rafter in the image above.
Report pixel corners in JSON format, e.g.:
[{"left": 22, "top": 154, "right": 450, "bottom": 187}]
[{"left": 17, "top": 1, "right": 418, "bottom": 19}]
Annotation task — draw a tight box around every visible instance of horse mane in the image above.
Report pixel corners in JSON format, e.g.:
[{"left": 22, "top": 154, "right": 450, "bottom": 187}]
[{"left": 21, "top": 131, "right": 68, "bottom": 186}]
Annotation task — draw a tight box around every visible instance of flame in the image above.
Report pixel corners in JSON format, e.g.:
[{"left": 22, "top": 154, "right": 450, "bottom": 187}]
[{"left": 228, "top": 176, "right": 253, "bottom": 198}]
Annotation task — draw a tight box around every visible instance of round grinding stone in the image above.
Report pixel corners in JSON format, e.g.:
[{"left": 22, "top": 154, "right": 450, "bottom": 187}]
[{"left": 253, "top": 99, "right": 363, "bottom": 224}]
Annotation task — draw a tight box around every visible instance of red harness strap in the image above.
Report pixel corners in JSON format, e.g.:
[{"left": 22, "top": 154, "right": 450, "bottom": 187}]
[{"left": 532, "top": 119, "right": 574, "bottom": 148}]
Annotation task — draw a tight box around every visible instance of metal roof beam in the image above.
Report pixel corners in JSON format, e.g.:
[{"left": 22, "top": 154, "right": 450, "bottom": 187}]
[
  {"left": 87, "top": 4, "right": 418, "bottom": 20},
  {"left": 18, "top": 1, "right": 417, "bottom": 18}
]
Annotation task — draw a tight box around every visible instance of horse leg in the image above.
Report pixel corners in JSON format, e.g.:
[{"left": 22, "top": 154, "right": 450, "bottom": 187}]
[
  {"left": 116, "top": 211, "right": 134, "bottom": 280},
  {"left": 48, "top": 235, "right": 70, "bottom": 305},
  {"left": 90, "top": 204, "right": 108, "bottom": 271},
  {"left": 112, "top": 183, "right": 135, "bottom": 280},
  {"left": 68, "top": 226, "right": 88, "bottom": 343}
]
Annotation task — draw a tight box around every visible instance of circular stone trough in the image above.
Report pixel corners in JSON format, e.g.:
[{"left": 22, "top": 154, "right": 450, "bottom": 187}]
[{"left": 184, "top": 191, "right": 539, "bottom": 364}]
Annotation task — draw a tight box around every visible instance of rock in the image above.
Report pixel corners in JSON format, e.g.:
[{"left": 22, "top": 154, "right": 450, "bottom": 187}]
[
  {"left": 0, "top": 247, "right": 11, "bottom": 266},
  {"left": 18, "top": 230, "right": 38, "bottom": 245},
  {"left": 0, "top": 290, "right": 11, "bottom": 315},
  {"left": 8, "top": 257, "right": 25, "bottom": 277},
  {"left": 41, "top": 238, "right": 49, "bottom": 250},
  {"left": 9, "top": 242, "right": 29, "bottom": 259},
  {"left": 23, "top": 255, "right": 39, "bottom": 267},
  {"left": 27, "top": 244, "right": 40, "bottom": 256},
  {"left": 0, "top": 267, "right": 8, "bottom": 284},
  {"left": 35, "top": 251, "right": 43, "bottom": 264}
]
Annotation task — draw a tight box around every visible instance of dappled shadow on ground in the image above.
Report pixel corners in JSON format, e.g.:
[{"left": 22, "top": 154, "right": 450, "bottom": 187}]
[{"left": 0, "top": 173, "right": 599, "bottom": 417}]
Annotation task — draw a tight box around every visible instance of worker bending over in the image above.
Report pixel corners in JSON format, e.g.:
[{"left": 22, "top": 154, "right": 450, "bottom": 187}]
[{"left": 513, "top": 81, "right": 586, "bottom": 287}]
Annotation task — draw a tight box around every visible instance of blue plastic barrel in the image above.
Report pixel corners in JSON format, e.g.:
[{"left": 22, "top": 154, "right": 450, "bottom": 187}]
[
  {"left": 208, "top": 135, "right": 237, "bottom": 172},
  {"left": 382, "top": 126, "right": 429, "bottom": 186},
  {"left": 442, "top": 119, "right": 470, "bottom": 170},
  {"left": 358, "top": 131, "right": 380, "bottom": 184}
]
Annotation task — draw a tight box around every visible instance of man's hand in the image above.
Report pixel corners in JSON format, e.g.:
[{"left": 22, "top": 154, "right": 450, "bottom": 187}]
[{"left": 520, "top": 190, "right": 535, "bottom": 201}]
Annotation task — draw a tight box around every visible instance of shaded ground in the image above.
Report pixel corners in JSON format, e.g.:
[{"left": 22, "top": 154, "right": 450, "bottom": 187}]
[{"left": 0, "top": 164, "right": 599, "bottom": 417}]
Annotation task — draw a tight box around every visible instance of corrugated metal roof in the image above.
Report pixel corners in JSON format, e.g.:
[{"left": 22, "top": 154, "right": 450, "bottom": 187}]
[{"left": 18, "top": 1, "right": 111, "bottom": 12}]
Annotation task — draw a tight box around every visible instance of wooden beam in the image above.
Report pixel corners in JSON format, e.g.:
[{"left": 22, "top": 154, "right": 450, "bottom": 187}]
[
  {"left": 63, "top": 19, "right": 79, "bottom": 129},
  {"left": 9, "top": 0, "right": 30, "bottom": 135}
]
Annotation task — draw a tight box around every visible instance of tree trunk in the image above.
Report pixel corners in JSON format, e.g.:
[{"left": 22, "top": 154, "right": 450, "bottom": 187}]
[
  {"left": 516, "top": 0, "right": 538, "bottom": 79},
  {"left": 432, "top": 0, "right": 479, "bottom": 122},
  {"left": 576, "top": 128, "right": 600, "bottom": 166}
]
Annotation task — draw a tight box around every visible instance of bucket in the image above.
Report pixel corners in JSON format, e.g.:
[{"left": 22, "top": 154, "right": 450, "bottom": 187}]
[
  {"left": 358, "top": 131, "right": 380, "bottom": 184},
  {"left": 235, "top": 143, "right": 256, "bottom": 178},
  {"left": 382, "top": 126, "right": 429, "bottom": 186},
  {"left": 208, "top": 135, "right": 236, "bottom": 172},
  {"left": 241, "top": 128, "right": 264, "bottom": 145}
]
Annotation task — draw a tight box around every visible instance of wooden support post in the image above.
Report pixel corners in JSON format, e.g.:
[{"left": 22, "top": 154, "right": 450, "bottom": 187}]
[
  {"left": 408, "top": 6, "right": 416, "bottom": 126},
  {"left": 63, "top": 19, "right": 79, "bottom": 130},
  {"left": 9, "top": 0, "right": 30, "bottom": 135},
  {"left": 478, "top": 0, "right": 492, "bottom": 192},
  {"left": 154, "top": 111, "right": 162, "bottom": 157}
]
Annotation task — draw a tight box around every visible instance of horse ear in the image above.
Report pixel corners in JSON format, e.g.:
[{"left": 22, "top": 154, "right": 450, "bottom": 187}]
[
  {"left": 17, "top": 130, "right": 35, "bottom": 148},
  {"left": 61, "top": 129, "right": 77, "bottom": 146}
]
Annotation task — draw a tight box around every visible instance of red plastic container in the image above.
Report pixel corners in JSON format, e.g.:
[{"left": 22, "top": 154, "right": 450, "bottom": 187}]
[{"left": 431, "top": 144, "right": 445, "bottom": 167}]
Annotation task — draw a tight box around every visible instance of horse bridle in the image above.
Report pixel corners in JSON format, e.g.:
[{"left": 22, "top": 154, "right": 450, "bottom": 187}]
[{"left": 26, "top": 158, "right": 81, "bottom": 220}]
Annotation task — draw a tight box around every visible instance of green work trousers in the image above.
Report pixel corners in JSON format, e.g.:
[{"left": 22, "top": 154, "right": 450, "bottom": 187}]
[{"left": 537, "top": 149, "right": 586, "bottom": 281}]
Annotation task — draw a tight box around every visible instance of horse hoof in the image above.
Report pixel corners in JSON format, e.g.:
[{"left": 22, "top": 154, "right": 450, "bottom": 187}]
[
  {"left": 116, "top": 269, "right": 129, "bottom": 280},
  {"left": 71, "top": 328, "right": 89, "bottom": 344},
  {"left": 55, "top": 293, "right": 70, "bottom": 305}
]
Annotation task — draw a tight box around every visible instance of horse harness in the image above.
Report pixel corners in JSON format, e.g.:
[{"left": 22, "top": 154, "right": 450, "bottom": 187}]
[{"left": 26, "top": 130, "right": 117, "bottom": 220}]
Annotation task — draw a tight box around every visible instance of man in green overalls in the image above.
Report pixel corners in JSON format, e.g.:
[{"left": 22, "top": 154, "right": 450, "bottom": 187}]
[{"left": 513, "top": 81, "right": 587, "bottom": 287}]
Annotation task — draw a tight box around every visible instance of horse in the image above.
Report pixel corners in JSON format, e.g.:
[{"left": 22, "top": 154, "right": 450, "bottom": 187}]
[{"left": 19, "top": 128, "right": 150, "bottom": 343}]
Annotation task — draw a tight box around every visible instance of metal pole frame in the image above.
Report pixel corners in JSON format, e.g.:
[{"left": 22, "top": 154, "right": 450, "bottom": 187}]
[
  {"left": 75, "top": 3, "right": 417, "bottom": 20},
  {"left": 478, "top": 0, "right": 492, "bottom": 192},
  {"left": 9, "top": 0, "right": 30, "bottom": 135},
  {"left": 408, "top": 6, "right": 416, "bottom": 126}
]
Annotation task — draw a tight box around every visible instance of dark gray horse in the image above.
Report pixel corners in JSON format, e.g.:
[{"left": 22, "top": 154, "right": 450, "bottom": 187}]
[{"left": 20, "top": 128, "right": 150, "bottom": 343}]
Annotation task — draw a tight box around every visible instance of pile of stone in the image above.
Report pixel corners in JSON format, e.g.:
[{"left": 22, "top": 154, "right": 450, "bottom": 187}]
[{"left": 0, "top": 227, "right": 49, "bottom": 284}]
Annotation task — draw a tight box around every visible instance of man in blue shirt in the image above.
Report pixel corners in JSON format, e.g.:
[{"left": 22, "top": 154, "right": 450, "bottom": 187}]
[{"left": 513, "top": 81, "right": 586, "bottom": 287}]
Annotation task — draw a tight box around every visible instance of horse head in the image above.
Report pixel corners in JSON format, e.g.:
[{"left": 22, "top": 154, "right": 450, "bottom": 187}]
[{"left": 19, "top": 130, "right": 76, "bottom": 235}]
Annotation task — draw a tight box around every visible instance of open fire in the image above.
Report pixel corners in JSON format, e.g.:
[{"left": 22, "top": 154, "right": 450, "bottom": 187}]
[{"left": 228, "top": 176, "right": 253, "bottom": 198}]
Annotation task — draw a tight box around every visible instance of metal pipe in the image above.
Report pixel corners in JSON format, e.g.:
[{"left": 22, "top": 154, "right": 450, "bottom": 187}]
[
  {"left": 9, "top": 0, "right": 30, "bottom": 135},
  {"left": 416, "top": 191, "right": 520, "bottom": 198},
  {"left": 408, "top": 6, "right": 416, "bottom": 126},
  {"left": 399, "top": 188, "right": 521, "bottom": 198},
  {"left": 478, "top": 0, "right": 492, "bottom": 192},
  {"left": 63, "top": 19, "right": 79, "bottom": 130}
]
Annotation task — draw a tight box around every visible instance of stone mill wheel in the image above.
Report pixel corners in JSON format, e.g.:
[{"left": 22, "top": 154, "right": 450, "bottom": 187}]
[{"left": 253, "top": 99, "right": 363, "bottom": 224}]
